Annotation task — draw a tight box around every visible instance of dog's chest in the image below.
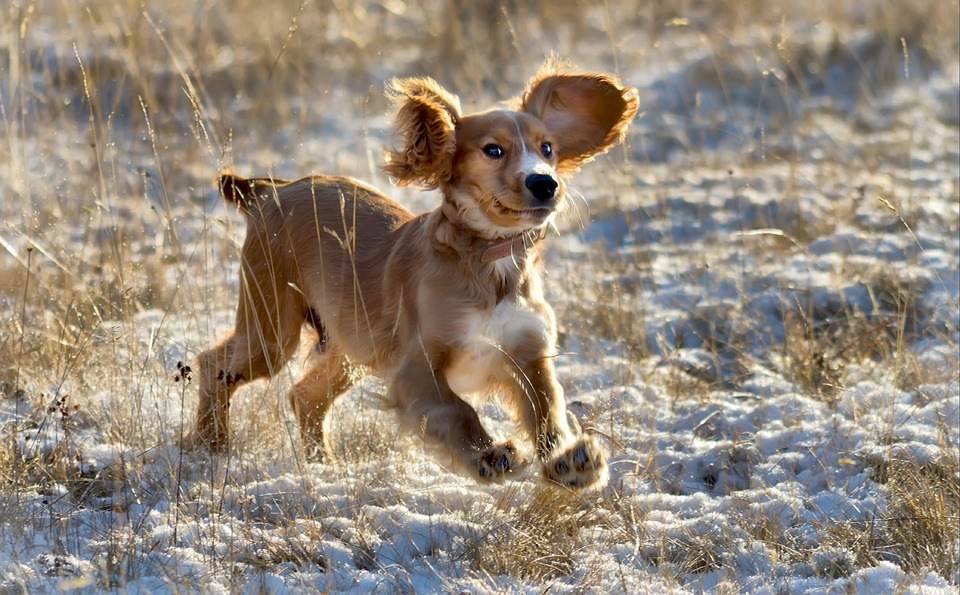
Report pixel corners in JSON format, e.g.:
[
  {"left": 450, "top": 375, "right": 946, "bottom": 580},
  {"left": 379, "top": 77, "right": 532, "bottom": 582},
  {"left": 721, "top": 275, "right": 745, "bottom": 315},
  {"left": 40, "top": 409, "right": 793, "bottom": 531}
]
[{"left": 444, "top": 299, "right": 549, "bottom": 395}]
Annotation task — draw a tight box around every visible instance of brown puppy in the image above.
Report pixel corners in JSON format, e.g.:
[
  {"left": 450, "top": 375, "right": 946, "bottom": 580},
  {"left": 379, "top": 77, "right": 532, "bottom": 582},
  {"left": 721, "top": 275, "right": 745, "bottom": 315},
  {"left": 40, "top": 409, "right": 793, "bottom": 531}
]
[{"left": 185, "top": 62, "right": 638, "bottom": 490}]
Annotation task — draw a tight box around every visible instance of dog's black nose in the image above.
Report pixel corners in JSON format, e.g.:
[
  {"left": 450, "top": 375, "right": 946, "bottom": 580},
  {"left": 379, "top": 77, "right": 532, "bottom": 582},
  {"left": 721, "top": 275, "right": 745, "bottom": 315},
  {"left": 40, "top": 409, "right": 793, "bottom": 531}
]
[{"left": 525, "top": 174, "right": 558, "bottom": 201}]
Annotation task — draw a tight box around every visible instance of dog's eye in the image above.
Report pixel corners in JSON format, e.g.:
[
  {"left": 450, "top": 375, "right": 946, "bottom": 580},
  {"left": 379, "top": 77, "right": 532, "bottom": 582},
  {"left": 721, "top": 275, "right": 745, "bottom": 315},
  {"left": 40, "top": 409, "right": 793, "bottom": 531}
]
[
  {"left": 483, "top": 144, "right": 505, "bottom": 159},
  {"left": 541, "top": 142, "right": 552, "bottom": 158}
]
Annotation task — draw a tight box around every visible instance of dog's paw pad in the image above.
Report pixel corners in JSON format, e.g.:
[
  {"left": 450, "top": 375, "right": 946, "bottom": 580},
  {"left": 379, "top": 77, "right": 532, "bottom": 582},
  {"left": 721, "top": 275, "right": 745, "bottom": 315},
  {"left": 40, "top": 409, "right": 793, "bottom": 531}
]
[
  {"left": 543, "top": 436, "right": 608, "bottom": 491},
  {"left": 477, "top": 441, "right": 526, "bottom": 482}
]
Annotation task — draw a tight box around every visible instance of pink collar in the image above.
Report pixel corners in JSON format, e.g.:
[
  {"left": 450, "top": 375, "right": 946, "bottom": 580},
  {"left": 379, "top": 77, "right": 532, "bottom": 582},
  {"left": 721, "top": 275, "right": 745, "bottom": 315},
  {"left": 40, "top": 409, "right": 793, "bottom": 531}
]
[{"left": 441, "top": 202, "right": 545, "bottom": 263}]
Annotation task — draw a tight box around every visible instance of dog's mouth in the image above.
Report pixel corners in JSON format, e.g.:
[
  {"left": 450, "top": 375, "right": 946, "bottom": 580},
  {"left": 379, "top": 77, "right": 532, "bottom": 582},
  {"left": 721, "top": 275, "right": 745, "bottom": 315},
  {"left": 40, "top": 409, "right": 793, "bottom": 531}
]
[{"left": 496, "top": 203, "right": 555, "bottom": 222}]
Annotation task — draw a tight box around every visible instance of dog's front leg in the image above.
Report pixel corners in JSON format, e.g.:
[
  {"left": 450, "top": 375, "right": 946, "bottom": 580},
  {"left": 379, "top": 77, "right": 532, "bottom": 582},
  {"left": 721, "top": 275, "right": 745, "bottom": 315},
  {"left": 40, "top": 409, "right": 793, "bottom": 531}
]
[
  {"left": 389, "top": 355, "right": 528, "bottom": 482},
  {"left": 511, "top": 353, "right": 609, "bottom": 491}
]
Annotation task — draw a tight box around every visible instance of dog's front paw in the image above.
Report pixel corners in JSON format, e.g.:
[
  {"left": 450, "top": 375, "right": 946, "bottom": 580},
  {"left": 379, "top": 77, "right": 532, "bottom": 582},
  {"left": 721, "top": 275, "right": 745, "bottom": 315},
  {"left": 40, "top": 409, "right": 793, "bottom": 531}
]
[
  {"left": 543, "top": 436, "right": 608, "bottom": 491},
  {"left": 476, "top": 441, "right": 527, "bottom": 482}
]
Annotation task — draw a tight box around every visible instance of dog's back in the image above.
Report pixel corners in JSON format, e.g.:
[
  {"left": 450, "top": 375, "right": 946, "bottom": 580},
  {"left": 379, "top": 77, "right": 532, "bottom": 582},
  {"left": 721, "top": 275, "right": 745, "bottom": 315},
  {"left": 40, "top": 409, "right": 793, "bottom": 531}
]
[
  {"left": 219, "top": 173, "right": 411, "bottom": 227},
  {"left": 218, "top": 173, "right": 421, "bottom": 367}
]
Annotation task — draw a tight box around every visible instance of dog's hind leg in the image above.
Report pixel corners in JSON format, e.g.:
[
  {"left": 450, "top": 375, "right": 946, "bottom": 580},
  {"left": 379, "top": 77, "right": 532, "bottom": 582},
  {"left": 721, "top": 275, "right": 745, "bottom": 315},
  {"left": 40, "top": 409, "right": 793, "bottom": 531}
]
[
  {"left": 186, "top": 265, "right": 306, "bottom": 452},
  {"left": 288, "top": 345, "right": 358, "bottom": 461},
  {"left": 187, "top": 321, "right": 302, "bottom": 452},
  {"left": 187, "top": 338, "right": 239, "bottom": 452}
]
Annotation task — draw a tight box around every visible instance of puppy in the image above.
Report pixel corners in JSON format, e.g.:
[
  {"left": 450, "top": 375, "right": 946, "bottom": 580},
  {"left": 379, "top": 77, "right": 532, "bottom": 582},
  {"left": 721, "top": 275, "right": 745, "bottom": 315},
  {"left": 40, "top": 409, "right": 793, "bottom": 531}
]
[{"left": 186, "top": 61, "right": 638, "bottom": 490}]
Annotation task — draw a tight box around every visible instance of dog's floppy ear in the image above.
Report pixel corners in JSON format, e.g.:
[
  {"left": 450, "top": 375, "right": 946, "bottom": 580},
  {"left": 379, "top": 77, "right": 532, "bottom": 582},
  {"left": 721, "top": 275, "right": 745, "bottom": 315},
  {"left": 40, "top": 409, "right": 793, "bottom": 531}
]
[
  {"left": 521, "top": 62, "right": 639, "bottom": 175},
  {"left": 383, "top": 77, "right": 462, "bottom": 189}
]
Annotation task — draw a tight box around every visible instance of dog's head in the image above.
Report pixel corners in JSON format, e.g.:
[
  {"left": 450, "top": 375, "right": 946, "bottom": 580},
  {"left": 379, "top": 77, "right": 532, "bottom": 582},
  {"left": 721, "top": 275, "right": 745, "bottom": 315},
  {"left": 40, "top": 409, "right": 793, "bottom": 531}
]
[{"left": 383, "top": 61, "right": 639, "bottom": 239}]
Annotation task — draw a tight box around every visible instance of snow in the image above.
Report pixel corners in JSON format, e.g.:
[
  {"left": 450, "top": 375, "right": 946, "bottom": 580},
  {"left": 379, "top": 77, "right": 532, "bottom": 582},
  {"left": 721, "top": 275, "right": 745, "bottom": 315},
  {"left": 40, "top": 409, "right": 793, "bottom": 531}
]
[{"left": 1, "top": 1, "right": 958, "bottom": 593}]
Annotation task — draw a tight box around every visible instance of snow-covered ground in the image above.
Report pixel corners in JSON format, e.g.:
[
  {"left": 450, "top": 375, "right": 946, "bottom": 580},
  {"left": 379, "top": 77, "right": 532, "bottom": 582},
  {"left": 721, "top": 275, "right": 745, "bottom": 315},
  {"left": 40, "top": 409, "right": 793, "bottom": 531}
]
[{"left": 0, "top": 1, "right": 957, "bottom": 593}]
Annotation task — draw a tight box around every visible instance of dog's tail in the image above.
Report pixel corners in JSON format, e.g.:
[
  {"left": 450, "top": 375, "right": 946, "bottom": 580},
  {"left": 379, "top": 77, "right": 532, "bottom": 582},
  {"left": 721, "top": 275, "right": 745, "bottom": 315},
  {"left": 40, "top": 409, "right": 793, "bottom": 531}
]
[{"left": 218, "top": 173, "right": 291, "bottom": 215}]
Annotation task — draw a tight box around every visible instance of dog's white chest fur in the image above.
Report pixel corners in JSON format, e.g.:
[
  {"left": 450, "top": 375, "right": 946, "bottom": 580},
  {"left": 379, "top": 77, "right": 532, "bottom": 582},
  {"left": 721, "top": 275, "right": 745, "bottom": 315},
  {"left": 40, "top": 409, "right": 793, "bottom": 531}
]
[{"left": 445, "top": 299, "right": 549, "bottom": 396}]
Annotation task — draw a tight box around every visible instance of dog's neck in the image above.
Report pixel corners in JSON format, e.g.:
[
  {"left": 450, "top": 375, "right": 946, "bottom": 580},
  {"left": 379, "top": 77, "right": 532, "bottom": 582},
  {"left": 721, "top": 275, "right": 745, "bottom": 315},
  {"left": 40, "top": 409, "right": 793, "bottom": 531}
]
[{"left": 440, "top": 201, "right": 544, "bottom": 263}]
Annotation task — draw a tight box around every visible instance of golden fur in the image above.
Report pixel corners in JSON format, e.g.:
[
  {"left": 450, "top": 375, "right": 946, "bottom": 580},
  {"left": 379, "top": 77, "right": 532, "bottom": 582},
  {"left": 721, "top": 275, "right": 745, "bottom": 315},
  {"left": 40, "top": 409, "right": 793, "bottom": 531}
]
[{"left": 185, "top": 62, "right": 638, "bottom": 490}]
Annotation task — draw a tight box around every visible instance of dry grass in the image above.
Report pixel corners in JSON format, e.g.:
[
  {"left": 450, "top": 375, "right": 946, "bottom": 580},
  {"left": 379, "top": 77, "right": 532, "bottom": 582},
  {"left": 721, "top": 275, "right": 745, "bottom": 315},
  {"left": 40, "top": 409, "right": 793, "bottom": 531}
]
[
  {"left": 464, "top": 487, "right": 611, "bottom": 582},
  {"left": 872, "top": 454, "right": 960, "bottom": 578},
  {"left": 1, "top": 0, "right": 958, "bottom": 591}
]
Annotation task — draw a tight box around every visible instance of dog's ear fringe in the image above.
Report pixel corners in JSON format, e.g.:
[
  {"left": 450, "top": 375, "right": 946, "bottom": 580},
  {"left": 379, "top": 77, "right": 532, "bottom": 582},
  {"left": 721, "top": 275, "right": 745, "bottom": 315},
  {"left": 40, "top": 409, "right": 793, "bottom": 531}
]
[
  {"left": 382, "top": 77, "right": 461, "bottom": 189},
  {"left": 520, "top": 60, "right": 639, "bottom": 175}
]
